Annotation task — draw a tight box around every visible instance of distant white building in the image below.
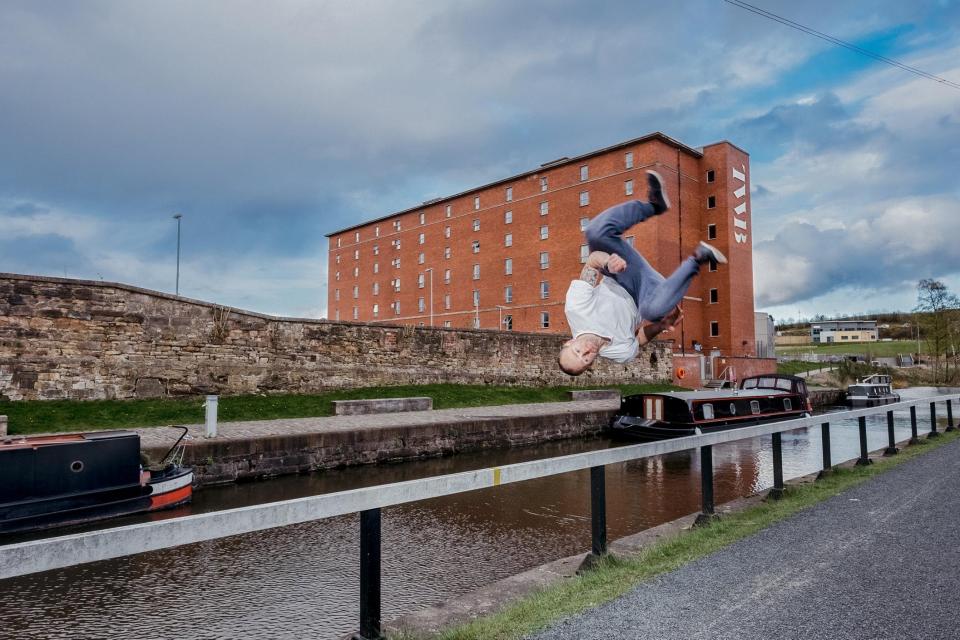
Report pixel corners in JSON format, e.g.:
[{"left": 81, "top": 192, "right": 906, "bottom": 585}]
[
  {"left": 755, "top": 312, "right": 775, "bottom": 358},
  {"left": 810, "top": 319, "right": 878, "bottom": 344}
]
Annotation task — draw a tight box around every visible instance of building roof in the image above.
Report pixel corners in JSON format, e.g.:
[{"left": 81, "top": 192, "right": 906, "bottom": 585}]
[{"left": 325, "top": 131, "right": 717, "bottom": 238}]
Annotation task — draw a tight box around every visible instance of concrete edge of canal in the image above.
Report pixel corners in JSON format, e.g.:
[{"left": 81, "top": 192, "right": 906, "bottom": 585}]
[{"left": 382, "top": 431, "right": 919, "bottom": 638}]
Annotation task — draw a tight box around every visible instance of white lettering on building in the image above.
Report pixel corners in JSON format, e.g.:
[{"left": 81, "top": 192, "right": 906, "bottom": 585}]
[{"left": 732, "top": 164, "right": 748, "bottom": 244}]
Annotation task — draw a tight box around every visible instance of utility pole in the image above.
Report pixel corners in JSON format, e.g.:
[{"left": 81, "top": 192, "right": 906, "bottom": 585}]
[{"left": 173, "top": 213, "right": 183, "bottom": 295}]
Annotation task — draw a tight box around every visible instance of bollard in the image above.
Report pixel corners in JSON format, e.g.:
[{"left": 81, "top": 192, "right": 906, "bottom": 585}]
[
  {"left": 819, "top": 422, "right": 832, "bottom": 477},
  {"left": 204, "top": 395, "right": 219, "bottom": 438},
  {"left": 947, "top": 400, "right": 955, "bottom": 432},
  {"left": 856, "top": 416, "right": 872, "bottom": 465},
  {"left": 695, "top": 445, "right": 718, "bottom": 524},
  {"left": 910, "top": 405, "right": 920, "bottom": 445},
  {"left": 590, "top": 466, "right": 607, "bottom": 557},
  {"left": 0, "top": 415, "right": 6, "bottom": 437},
  {"left": 769, "top": 433, "right": 785, "bottom": 500},
  {"left": 358, "top": 508, "right": 382, "bottom": 640},
  {"left": 884, "top": 410, "right": 899, "bottom": 456},
  {"left": 929, "top": 402, "right": 940, "bottom": 438}
]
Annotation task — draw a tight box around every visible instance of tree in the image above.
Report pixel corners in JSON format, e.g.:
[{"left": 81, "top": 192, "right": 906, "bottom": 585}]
[{"left": 914, "top": 279, "right": 960, "bottom": 382}]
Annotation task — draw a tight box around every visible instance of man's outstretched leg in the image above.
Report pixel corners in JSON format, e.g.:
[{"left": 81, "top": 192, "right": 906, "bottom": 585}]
[{"left": 639, "top": 242, "right": 727, "bottom": 321}]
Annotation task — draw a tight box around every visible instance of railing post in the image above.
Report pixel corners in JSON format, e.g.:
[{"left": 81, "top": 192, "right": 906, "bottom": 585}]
[
  {"left": 910, "top": 405, "right": 920, "bottom": 445},
  {"left": 769, "top": 433, "right": 785, "bottom": 500},
  {"left": 856, "top": 416, "right": 872, "bottom": 465},
  {"left": 929, "top": 402, "right": 941, "bottom": 438},
  {"left": 590, "top": 465, "right": 607, "bottom": 556},
  {"left": 358, "top": 508, "right": 383, "bottom": 640},
  {"left": 884, "top": 410, "right": 899, "bottom": 456},
  {"left": 947, "top": 399, "right": 955, "bottom": 432},
  {"left": 695, "top": 445, "right": 718, "bottom": 524},
  {"left": 818, "top": 422, "right": 832, "bottom": 477}
]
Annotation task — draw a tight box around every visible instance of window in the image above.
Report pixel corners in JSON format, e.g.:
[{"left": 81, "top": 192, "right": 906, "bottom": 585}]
[
  {"left": 580, "top": 165, "right": 588, "bottom": 181},
  {"left": 394, "top": 301, "right": 400, "bottom": 314},
  {"left": 355, "top": 231, "right": 360, "bottom": 242},
  {"left": 335, "top": 254, "right": 340, "bottom": 264},
  {"left": 335, "top": 271, "right": 340, "bottom": 281},
  {"left": 337, "top": 237, "right": 341, "bottom": 248},
  {"left": 540, "top": 201, "right": 548, "bottom": 216},
  {"left": 503, "top": 315, "right": 513, "bottom": 330},
  {"left": 392, "top": 238, "right": 401, "bottom": 249},
  {"left": 504, "top": 233, "right": 513, "bottom": 247},
  {"left": 335, "top": 310, "right": 340, "bottom": 321},
  {"left": 505, "top": 186, "right": 513, "bottom": 202},
  {"left": 418, "top": 252, "right": 425, "bottom": 264},
  {"left": 444, "top": 246, "right": 451, "bottom": 259},
  {"left": 444, "top": 294, "right": 451, "bottom": 310},
  {"left": 391, "top": 257, "right": 400, "bottom": 269},
  {"left": 334, "top": 289, "right": 340, "bottom": 301},
  {"left": 418, "top": 232, "right": 425, "bottom": 244},
  {"left": 540, "top": 252, "right": 549, "bottom": 269},
  {"left": 504, "top": 286, "right": 513, "bottom": 303},
  {"left": 392, "top": 277, "right": 400, "bottom": 291},
  {"left": 375, "top": 226, "right": 380, "bottom": 238},
  {"left": 504, "top": 210, "right": 513, "bottom": 224},
  {"left": 710, "top": 288, "right": 718, "bottom": 304},
  {"left": 706, "top": 169, "right": 715, "bottom": 183},
  {"left": 505, "top": 258, "right": 513, "bottom": 275},
  {"left": 708, "top": 224, "right": 717, "bottom": 240},
  {"left": 444, "top": 269, "right": 451, "bottom": 283},
  {"left": 418, "top": 297, "right": 425, "bottom": 313},
  {"left": 473, "top": 317, "right": 481, "bottom": 329},
  {"left": 540, "top": 311, "right": 550, "bottom": 328},
  {"left": 445, "top": 204, "right": 452, "bottom": 218},
  {"left": 702, "top": 403, "right": 714, "bottom": 420},
  {"left": 443, "top": 320, "right": 452, "bottom": 327},
  {"left": 353, "top": 306, "right": 358, "bottom": 320},
  {"left": 418, "top": 273, "right": 425, "bottom": 288},
  {"left": 473, "top": 219, "right": 480, "bottom": 231},
  {"left": 580, "top": 244, "right": 589, "bottom": 263},
  {"left": 625, "top": 179, "right": 634, "bottom": 196},
  {"left": 540, "top": 281, "right": 550, "bottom": 299},
  {"left": 579, "top": 191, "right": 589, "bottom": 206},
  {"left": 393, "top": 220, "right": 401, "bottom": 231},
  {"left": 540, "top": 225, "right": 549, "bottom": 240},
  {"left": 709, "top": 259, "right": 718, "bottom": 273},
  {"left": 352, "top": 285, "right": 359, "bottom": 299},
  {"left": 419, "top": 213, "right": 425, "bottom": 225},
  {"left": 625, "top": 151, "right": 634, "bottom": 169},
  {"left": 474, "top": 196, "right": 480, "bottom": 210},
  {"left": 540, "top": 176, "right": 548, "bottom": 192},
  {"left": 580, "top": 217, "right": 590, "bottom": 231},
  {"left": 373, "top": 282, "right": 379, "bottom": 295},
  {"left": 729, "top": 403, "right": 737, "bottom": 416},
  {"left": 707, "top": 195, "right": 716, "bottom": 209},
  {"left": 354, "top": 249, "right": 359, "bottom": 260},
  {"left": 750, "top": 400, "right": 760, "bottom": 415},
  {"left": 784, "top": 398, "right": 793, "bottom": 411},
  {"left": 473, "top": 264, "right": 480, "bottom": 280},
  {"left": 373, "top": 244, "right": 379, "bottom": 256},
  {"left": 472, "top": 240, "right": 480, "bottom": 254},
  {"left": 372, "top": 303, "right": 379, "bottom": 318},
  {"left": 353, "top": 266, "right": 359, "bottom": 277},
  {"left": 710, "top": 321, "right": 719, "bottom": 337},
  {"left": 444, "top": 226, "right": 451, "bottom": 238},
  {"left": 473, "top": 290, "right": 480, "bottom": 306}
]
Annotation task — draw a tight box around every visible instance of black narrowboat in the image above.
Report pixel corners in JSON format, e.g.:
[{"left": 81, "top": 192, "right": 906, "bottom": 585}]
[
  {"left": 0, "top": 428, "right": 193, "bottom": 535},
  {"left": 607, "top": 374, "right": 812, "bottom": 441}
]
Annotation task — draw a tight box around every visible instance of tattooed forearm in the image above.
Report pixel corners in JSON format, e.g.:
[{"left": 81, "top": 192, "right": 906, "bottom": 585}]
[{"left": 579, "top": 264, "right": 601, "bottom": 286}]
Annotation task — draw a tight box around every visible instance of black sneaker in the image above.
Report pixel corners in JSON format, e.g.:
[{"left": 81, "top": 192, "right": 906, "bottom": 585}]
[
  {"left": 646, "top": 170, "right": 670, "bottom": 215},
  {"left": 694, "top": 241, "right": 728, "bottom": 265}
]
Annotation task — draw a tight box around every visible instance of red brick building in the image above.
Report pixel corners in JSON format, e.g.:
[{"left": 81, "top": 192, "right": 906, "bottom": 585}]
[{"left": 326, "top": 132, "right": 756, "bottom": 358}]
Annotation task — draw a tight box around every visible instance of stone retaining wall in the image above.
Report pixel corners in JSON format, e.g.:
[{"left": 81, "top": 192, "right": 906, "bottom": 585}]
[{"left": 0, "top": 273, "right": 672, "bottom": 401}]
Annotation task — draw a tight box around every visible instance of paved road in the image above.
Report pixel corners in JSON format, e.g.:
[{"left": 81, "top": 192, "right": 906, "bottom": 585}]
[{"left": 531, "top": 437, "right": 960, "bottom": 640}]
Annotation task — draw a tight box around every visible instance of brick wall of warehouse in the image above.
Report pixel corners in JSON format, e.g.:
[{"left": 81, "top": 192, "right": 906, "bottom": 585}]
[{"left": 0, "top": 273, "right": 672, "bottom": 401}]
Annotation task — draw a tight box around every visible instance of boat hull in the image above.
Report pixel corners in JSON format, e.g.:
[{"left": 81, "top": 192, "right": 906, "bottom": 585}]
[
  {"left": 846, "top": 395, "right": 900, "bottom": 408},
  {"left": 607, "top": 411, "right": 809, "bottom": 442}
]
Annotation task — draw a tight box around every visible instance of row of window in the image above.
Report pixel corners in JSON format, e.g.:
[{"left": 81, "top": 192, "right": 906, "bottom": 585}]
[
  {"left": 335, "top": 161, "right": 722, "bottom": 249},
  {"left": 339, "top": 303, "right": 554, "bottom": 329}
]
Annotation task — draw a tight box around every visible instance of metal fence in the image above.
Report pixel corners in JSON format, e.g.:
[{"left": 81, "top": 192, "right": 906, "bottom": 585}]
[{"left": 1, "top": 394, "right": 957, "bottom": 638}]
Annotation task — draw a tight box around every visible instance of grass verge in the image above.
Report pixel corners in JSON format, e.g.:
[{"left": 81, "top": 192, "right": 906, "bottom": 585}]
[
  {"left": 0, "top": 383, "right": 681, "bottom": 435},
  {"left": 399, "top": 429, "right": 958, "bottom": 640},
  {"left": 776, "top": 361, "right": 832, "bottom": 376}
]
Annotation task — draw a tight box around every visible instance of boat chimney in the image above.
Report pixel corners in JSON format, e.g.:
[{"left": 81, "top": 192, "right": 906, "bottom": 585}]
[{"left": 0, "top": 415, "right": 6, "bottom": 437}]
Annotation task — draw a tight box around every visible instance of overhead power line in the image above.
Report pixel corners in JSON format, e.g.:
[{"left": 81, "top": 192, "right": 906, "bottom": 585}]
[{"left": 723, "top": 0, "right": 960, "bottom": 91}]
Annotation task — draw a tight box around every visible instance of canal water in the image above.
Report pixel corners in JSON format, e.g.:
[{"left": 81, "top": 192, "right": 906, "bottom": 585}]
[{"left": 0, "top": 388, "right": 946, "bottom": 639}]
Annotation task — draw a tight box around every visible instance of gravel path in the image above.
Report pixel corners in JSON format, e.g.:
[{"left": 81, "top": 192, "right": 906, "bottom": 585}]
[{"left": 531, "top": 437, "right": 960, "bottom": 640}]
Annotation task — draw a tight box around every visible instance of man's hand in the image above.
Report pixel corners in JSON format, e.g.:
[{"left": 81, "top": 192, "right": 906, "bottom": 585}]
[{"left": 606, "top": 253, "right": 627, "bottom": 274}]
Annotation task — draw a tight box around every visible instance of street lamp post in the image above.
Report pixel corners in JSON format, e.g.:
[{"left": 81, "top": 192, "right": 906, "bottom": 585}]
[
  {"left": 173, "top": 213, "right": 183, "bottom": 295},
  {"left": 424, "top": 268, "right": 434, "bottom": 327}
]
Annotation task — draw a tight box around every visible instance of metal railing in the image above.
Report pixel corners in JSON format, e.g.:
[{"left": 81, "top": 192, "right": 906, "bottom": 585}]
[{"left": 1, "top": 394, "right": 958, "bottom": 638}]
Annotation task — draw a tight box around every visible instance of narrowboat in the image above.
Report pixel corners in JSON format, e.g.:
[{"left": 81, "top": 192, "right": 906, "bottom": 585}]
[
  {"left": 845, "top": 374, "right": 900, "bottom": 408},
  {"left": 607, "top": 374, "right": 812, "bottom": 441},
  {"left": 0, "top": 427, "right": 193, "bottom": 535}
]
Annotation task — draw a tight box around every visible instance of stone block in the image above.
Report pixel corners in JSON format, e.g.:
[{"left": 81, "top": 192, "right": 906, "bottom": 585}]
[
  {"left": 568, "top": 389, "right": 621, "bottom": 401},
  {"left": 333, "top": 397, "right": 433, "bottom": 416}
]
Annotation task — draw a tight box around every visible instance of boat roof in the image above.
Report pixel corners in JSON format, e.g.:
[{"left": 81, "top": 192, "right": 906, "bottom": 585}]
[
  {"left": 0, "top": 430, "right": 138, "bottom": 451},
  {"left": 649, "top": 389, "right": 792, "bottom": 401}
]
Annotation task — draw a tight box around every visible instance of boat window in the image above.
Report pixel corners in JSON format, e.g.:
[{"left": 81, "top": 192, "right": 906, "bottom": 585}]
[
  {"left": 702, "top": 403, "right": 714, "bottom": 420},
  {"left": 783, "top": 398, "right": 793, "bottom": 411},
  {"left": 776, "top": 378, "right": 792, "bottom": 391},
  {"left": 750, "top": 400, "right": 760, "bottom": 415},
  {"left": 742, "top": 378, "right": 757, "bottom": 389},
  {"left": 729, "top": 402, "right": 737, "bottom": 416},
  {"left": 759, "top": 377, "right": 777, "bottom": 388}
]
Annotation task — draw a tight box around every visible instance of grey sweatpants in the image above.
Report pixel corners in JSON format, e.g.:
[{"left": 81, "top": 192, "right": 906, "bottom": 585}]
[{"left": 584, "top": 200, "right": 700, "bottom": 322}]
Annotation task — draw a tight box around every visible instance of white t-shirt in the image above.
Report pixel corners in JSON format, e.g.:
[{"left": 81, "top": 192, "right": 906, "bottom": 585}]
[{"left": 564, "top": 277, "right": 641, "bottom": 363}]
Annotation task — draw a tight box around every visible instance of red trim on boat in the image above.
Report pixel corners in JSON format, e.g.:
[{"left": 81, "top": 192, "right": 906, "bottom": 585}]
[{"left": 149, "top": 485, "right": 192, "bottom": 511}]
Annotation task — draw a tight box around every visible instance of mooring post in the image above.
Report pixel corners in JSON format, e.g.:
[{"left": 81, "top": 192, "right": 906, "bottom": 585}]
[
  {"left": 358, "top": 508, "right": 382, "bottom": 640},
  {"left": 856, "top": 416, "right": 872, "bottom": 465},
  {"left": 770, "top": 433, "right": 785, "bottom": 500},
  {"left": 929, "top": 402, "right": 940, "bottom": 438},
  {"left": 589, "top": 465, "right": 607, "bottom": 557},
  {"left": 910, "top": 405, "right": 920, "bottom": 444},
  {"left": 694, "top": 445, "right": 717, "bottom": 524},
  {"left": 947, "top": 399, "right": 955, "bottom": 432},
  {"left": 884, "top": 410, "right": 899, "bottom": 456},
  {"left": 818, "top": 422, "right": 832, "bottom": 477}
]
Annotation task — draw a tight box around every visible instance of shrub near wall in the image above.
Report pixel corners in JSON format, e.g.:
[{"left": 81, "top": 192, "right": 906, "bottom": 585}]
[{"left": 0, "top": 273, "right": 672, "bottom": 401}]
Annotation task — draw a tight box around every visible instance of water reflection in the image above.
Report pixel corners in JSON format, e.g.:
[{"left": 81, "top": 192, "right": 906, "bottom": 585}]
[{"left": 0, "top": 388, "right": 944, "bottom": 639}]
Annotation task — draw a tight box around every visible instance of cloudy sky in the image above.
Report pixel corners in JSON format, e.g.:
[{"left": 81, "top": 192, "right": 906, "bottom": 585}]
[{"left": 1, "top": 0, "right": 958, "bottom": 322}]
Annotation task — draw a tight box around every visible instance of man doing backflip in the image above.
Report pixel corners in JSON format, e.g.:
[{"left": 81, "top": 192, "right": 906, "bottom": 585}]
[{"left": 559, "top": 170, "right": 727, "bottom": 375}]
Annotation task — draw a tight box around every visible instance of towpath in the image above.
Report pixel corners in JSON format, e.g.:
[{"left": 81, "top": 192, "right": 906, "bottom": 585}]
[{"left": 531, "top": 436, "right": 960, "bottom": 640}]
